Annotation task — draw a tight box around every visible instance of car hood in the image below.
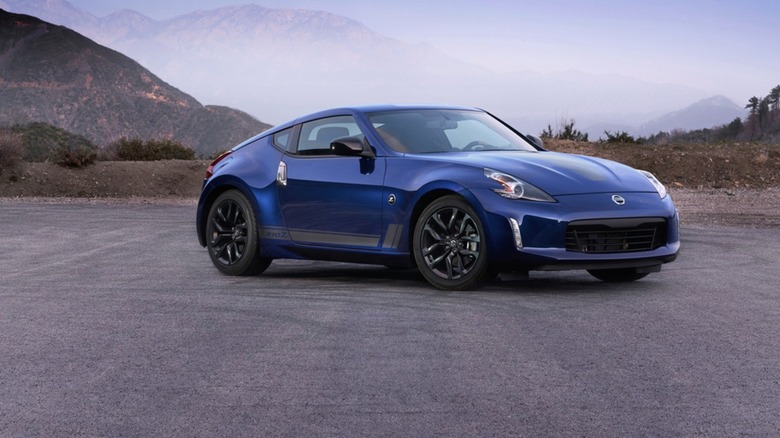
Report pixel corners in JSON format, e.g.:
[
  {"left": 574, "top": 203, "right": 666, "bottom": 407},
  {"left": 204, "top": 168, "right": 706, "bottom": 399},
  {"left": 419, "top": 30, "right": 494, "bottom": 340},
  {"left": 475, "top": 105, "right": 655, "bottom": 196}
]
[{"left": 424, "top": 151, "right": 656, "bottom": 196}]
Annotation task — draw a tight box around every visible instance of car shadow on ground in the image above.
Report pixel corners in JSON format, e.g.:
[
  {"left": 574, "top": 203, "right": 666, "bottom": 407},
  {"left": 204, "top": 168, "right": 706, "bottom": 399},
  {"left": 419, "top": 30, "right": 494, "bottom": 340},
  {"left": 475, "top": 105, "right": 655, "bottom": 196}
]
[{"left": 258, "top": 260, "right": 660, "bottom": 295}]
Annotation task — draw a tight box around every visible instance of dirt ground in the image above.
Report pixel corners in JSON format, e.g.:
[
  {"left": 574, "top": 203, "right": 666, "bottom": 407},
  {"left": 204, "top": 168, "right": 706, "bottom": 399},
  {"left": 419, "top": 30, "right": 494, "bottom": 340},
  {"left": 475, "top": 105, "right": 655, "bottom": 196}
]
[
  {"left": 1, "top": 141, "right": 779, "bottom": 227},
  {"left": 0, "top": 160, "right": 207, "bottom": 199},
  {"left": 545, "top": 140, "right": 780, "bottom": 189}
]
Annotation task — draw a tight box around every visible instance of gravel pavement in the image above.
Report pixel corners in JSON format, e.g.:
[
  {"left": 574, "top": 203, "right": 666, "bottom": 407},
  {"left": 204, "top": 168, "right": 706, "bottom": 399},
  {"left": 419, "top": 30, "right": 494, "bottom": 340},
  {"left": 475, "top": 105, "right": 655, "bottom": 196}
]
[{"left": 1, "top": 199, "right": 779, "bottom": 436}]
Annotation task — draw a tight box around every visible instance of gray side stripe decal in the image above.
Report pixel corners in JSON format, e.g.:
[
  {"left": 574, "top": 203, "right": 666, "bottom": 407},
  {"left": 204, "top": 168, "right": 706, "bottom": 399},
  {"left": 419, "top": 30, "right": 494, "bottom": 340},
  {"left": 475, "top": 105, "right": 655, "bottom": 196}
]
[
  {"left": 382, "top": 224, "right": 404, "bottom": 249},
  {"left": 289, "top": 229, "right": 379, "bottom": 247}
]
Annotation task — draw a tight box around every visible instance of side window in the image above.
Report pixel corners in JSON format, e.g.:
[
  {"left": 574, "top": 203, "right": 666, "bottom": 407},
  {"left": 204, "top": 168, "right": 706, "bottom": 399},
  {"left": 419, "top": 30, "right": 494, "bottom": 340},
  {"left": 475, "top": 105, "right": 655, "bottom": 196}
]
[
  {"left": 296, "top": 115, "right": 363, "bottom": 156},
  {"left": 273, "top": 127, "right": 294, "bottom": 152}
]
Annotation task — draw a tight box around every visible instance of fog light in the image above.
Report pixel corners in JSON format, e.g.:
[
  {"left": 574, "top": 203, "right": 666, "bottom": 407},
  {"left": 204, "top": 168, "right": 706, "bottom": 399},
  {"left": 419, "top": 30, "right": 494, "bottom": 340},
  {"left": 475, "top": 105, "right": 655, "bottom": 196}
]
[{"left": 508, "top": 218, "right": 523, "bottom": 249}]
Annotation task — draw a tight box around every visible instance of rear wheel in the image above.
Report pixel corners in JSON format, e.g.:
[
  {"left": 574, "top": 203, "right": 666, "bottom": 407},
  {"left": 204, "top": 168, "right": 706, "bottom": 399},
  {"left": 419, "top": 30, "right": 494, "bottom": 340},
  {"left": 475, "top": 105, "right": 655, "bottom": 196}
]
[
  {"left": 413, "top": 196, "right": 489, "bottom": 290},
  {"left": 206, "top": 190, "right": 272, "bottom": 276},
  {"left": 587, "top": 268, "right": 649, "bottom": 283}
]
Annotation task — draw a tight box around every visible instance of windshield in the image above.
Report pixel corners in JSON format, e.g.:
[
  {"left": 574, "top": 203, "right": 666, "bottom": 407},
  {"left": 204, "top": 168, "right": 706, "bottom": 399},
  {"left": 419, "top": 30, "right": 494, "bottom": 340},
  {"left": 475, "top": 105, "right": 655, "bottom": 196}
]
[{"left": 367, "top": 109, "right": 537, "bottom": 154}]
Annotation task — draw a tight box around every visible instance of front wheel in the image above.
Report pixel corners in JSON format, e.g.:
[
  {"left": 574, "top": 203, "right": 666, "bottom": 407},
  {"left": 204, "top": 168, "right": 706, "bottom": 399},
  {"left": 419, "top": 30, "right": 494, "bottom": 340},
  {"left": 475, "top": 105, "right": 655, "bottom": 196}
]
[
  {"left": 587, "top": 268, "right": 649, "bottom": 283},
  {"left": 413, "top": 196, "right": 490, "bottom": 290},
  {"left": 206, "top": 190, "right": 272, "bottom": 276}
]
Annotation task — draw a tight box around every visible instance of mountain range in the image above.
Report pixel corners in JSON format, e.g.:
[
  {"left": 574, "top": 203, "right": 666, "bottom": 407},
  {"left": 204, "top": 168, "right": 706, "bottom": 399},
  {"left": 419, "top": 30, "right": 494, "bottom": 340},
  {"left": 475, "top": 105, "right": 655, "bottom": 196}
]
[
  {"left": 0, "top": 8, "right": 270, "bottom": 155},
  {"left": 3, "top": 0, "right": 740, "bottom": 134},
  {"left": 635, "top": 95, "right": 745, "bottom": 136},
  {"left": 1, "top": 0, "right": 750, "bottom": 145},
  {"left": 582, "top": 95, "right": 746, "bottom": 139}
]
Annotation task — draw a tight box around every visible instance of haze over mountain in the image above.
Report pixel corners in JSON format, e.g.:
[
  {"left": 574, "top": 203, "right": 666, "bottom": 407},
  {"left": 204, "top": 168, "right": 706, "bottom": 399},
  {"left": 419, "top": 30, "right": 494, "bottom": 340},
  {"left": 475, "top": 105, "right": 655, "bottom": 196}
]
[
  {"left": 0, "top": 8, "right": 270, "bottom": 155},
  {"left": 636, "top": 96, "right": 746, "bottom": 137},
  {"left": 580, "top": 95, "right": 747, "bottom": 140},
  {"left": 3, "top": 0, "right": 735, "bottom": 137}
]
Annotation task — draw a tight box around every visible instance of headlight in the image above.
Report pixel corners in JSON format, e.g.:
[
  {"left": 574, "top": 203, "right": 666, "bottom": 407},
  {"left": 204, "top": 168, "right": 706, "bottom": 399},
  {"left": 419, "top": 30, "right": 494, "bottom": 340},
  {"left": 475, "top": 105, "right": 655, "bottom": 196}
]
[
  {"left": 484, "top": 168, "right": 555, "bottom": 202},
  {"left": 639, "top": 170, "right": 667, "bottom": 198}
]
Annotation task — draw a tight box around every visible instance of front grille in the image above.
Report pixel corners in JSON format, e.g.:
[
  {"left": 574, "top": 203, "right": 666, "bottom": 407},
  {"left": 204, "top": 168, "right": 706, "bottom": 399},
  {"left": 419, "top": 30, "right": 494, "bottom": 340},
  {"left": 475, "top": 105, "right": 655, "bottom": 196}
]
[{"left": 566, "top": 218, "right": 667, "bottom": 253}]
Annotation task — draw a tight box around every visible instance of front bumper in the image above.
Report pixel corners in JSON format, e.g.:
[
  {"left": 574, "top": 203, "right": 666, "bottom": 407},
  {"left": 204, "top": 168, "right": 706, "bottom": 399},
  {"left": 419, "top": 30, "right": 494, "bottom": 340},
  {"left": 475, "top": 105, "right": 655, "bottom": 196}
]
[{"left": 472, "top": 189, "right": 681, "bottom": 271}]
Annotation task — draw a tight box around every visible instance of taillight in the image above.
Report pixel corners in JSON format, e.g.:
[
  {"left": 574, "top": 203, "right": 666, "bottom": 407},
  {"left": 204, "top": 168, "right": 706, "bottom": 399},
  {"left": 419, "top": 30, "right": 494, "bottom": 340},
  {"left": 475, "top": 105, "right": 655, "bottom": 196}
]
[{"left": 205, "top": 150, "right": 233, "bottom": 179}]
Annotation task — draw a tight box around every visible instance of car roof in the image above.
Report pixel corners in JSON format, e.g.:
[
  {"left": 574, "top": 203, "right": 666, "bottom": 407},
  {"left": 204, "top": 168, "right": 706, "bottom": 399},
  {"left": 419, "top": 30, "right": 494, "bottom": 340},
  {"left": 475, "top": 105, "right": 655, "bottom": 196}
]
[
  {"left": 233, "top": 104, "right": 485, "bottom": 150},
  {"left": 309, "top": 103, "right": 479, "bottom": 115},
  {"left": 289, "top": 104, "right": 483, "bottom": 126}
]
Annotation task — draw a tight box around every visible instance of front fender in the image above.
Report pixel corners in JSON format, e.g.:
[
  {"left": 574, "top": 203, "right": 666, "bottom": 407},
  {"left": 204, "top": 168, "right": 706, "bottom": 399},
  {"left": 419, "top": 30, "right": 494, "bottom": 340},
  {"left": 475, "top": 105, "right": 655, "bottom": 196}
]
[{"left": 381, "top": 159, "right": 497, "bottom": 254}]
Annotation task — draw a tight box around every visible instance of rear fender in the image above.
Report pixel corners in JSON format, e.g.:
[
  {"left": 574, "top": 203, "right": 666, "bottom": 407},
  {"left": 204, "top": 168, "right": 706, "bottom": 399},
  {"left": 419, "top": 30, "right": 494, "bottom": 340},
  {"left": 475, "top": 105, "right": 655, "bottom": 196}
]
[{"left": 196, "top": 176, "right": 262, "bottom": 247}]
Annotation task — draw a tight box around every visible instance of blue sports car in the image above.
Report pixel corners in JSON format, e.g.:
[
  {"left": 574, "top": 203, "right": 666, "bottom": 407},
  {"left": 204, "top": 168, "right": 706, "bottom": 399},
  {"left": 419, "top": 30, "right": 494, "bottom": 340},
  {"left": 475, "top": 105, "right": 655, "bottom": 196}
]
[{"left": 196, "top": 105, "right": 679, "bottom": 290}]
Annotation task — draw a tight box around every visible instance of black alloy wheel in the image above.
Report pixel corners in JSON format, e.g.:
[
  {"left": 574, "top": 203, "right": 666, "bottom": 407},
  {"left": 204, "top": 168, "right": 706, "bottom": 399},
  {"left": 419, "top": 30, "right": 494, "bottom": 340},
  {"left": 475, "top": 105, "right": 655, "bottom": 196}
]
[
  {"left": 206, "top": 190, "right": 271, "bottom": 276},
  {"left": 413, "top": 195, "right": 490, "bottom": 290}
]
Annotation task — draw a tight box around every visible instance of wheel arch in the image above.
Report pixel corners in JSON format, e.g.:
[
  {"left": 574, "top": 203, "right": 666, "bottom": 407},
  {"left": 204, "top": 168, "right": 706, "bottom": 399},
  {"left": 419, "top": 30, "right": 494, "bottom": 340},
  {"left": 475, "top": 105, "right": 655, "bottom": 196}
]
[
  {"left": 407, "top": 186, "right": 493, "bottom": 254},
  {"left": 408, "top": 189, "right": 495, "bottom": 290},
  {"left": 197, "top": 177, "right": 260, "bottom": 247}
]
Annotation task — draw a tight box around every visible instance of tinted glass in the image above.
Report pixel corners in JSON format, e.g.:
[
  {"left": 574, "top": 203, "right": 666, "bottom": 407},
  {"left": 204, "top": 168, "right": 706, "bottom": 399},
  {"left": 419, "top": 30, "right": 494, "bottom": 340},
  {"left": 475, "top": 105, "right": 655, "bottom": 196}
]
[
  {"left": 368, "top": 109, "right": 536, "bottom": 154},
  {"left": 273, "top": 127, "right": 294, "bottom": 151},
  {"left": 296, "top": 115, "right": 364, "bottom": 155}
]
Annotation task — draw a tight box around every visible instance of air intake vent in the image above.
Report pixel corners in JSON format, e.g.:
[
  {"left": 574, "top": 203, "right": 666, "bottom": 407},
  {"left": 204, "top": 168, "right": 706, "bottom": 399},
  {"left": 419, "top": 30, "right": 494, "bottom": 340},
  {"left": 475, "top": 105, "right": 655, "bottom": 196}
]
[{"left": 566, "top": 218, "right": 667, "bottom": 253}]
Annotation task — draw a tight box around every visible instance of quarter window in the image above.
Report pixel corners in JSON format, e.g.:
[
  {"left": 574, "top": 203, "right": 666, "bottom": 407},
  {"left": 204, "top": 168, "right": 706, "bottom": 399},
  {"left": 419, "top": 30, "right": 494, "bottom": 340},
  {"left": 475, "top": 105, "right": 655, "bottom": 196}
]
[{"left": 273, "top": 128, "right": 294, "bottom": 152}]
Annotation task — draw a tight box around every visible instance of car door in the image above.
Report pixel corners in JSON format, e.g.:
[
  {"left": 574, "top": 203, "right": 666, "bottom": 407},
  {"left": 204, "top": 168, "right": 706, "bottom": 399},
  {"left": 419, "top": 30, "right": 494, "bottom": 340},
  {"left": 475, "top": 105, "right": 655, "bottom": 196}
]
[{"left": 277, "top": 115, "right": 386, "bottom": 249}]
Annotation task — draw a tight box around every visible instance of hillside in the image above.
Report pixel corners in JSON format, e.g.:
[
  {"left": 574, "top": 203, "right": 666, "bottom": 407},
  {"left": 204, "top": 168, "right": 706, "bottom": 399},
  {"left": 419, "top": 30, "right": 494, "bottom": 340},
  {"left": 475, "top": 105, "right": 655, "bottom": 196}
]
[
  {"left": 583, "top": 95, "right": 747, "bottom": 139},
  {"left": 637, "top": 96, "right": 746, "bottom": 136},
  {"left": 0, "top": 9, "right": 271, "bottom": 156}
]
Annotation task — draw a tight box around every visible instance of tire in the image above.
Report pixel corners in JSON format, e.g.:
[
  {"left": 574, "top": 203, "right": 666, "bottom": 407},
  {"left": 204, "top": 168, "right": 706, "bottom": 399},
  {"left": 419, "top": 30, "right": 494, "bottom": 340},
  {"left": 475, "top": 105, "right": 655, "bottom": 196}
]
[
  {"left": 587, "top": 268, "right": 649, "bottom": 283},
  {"left": 413, "top": 195, "right": 490, "bottom": 290},
  {"left": 206, "top": 190, "right": 272, "bottom": 276}
]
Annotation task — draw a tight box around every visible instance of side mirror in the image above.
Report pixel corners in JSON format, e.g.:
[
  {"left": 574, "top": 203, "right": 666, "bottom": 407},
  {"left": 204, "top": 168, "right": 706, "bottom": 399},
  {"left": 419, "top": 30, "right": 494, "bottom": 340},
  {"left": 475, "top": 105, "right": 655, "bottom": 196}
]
[
  {"left": 331, "top": 136, "right": 375, "bottom": 158},
  {"left": 526, "top": 134, "right": 545, "bottom": 150}
]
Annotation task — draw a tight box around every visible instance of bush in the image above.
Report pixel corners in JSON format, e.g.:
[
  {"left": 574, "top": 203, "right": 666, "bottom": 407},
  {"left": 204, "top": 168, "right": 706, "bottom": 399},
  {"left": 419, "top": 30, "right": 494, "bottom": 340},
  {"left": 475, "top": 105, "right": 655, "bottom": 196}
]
[
  {"left": 540, "top": 119, "right": 588, "bottom": 142},
  {"left": 111, "top": 138, "right": 196, "bottom": 161},
  {"left": 557, "top": 120, "right": 589, "bottom": 142},
  {"left": 56, "top": 141, "right": 97, "bottom": 167},
  {"left": 602, "top": 130, "right": 641, "bottom": 144},
  {"left": 0, "top": 129, "right": 24, "bottom": 172},
  {"left": 12, "top": 122, "right": 98, "bottom": 163}
]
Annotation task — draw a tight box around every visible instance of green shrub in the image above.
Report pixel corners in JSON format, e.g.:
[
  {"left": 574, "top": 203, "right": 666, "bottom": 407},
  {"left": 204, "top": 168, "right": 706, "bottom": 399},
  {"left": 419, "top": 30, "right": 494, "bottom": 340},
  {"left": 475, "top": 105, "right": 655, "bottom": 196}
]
[
  {"left": 56, "top": 141, "right": 97, "bottom": 167},
  {"left": 602, "top": 130, "right": 641, "bottom": 144},
  {"left": 556, "top": 120, "right": 589, "bottom": 142},
  {"left": 111, "top": 138, "right": 196, "bottom": 161},
  {"left": 541, "top": 119, "right": 589, "bottom": 142},
  {"left": 11, "top": 122, "right": 98, "bottom": 163},
  {"left": 0, "top": 129, "right": 24, "bottom": 172}
]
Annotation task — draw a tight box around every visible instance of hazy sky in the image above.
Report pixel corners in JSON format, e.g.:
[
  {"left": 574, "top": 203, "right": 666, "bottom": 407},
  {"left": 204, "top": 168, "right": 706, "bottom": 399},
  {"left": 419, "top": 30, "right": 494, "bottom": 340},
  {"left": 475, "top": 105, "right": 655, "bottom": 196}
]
[{"left": 66, "top": 0, "right": 778, "bottom": 103}]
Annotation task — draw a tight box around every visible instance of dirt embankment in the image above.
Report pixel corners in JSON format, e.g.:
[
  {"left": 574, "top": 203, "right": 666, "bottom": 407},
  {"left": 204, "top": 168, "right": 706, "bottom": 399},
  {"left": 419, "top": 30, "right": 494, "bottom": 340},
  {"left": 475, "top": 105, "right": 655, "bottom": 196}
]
[
  {"left": 1, "top": 142, "right": 779, "bottom": 227},
  {"left": 545, "top": 140, "right": 780, "bottom": 189},
  {"left": 0, "top": 160, "right": 208, "bottom": 199}
]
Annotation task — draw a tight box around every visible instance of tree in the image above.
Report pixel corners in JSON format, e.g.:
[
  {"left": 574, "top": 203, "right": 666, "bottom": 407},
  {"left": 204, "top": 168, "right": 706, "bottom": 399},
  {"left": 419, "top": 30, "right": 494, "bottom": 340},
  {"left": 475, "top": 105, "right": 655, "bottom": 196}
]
[
  {"left": 758, "top": 97, "right": 770, "bottom": 128},
  {"left": 768, "top": 85, "right": 780, "bottom": 125},
  {"left": 723, "top": 117, "right": 743, "bottom": 139},
  {"left": 744, "top": 96, "right": 760, "bottom": 139},
  {"left": 745, "top": 96, "right": 760, "bottom": 114},
  {"left": 769, "top": 85, "right": 780, "bottom": 112}
]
